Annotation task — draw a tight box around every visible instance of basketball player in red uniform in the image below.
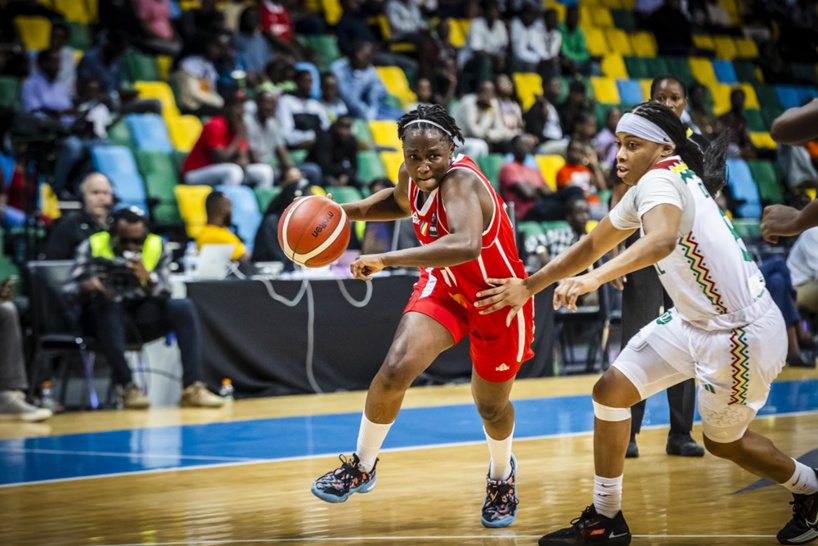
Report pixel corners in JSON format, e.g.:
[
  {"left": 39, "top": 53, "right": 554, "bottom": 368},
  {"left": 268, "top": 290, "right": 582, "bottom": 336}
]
[{"left": 310, "top": 105, "right": 535, "bottom": 528}]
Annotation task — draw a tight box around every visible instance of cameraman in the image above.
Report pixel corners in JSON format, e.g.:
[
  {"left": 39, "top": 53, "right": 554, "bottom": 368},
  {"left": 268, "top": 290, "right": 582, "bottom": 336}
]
[
  {"left": 64, "top": 208, "right": 225, "bottom": 409},
  {"left": 43, "top": 172, "right": 113, "bottom": 260}
]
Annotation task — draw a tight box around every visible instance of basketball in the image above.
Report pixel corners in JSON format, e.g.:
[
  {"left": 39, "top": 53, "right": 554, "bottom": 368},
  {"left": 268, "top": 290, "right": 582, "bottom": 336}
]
[{"left": 278, "top": 196, "right": 351, "bottom": 267}]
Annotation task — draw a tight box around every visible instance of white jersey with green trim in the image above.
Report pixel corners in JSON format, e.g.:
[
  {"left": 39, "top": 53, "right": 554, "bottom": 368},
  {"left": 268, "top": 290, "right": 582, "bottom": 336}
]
[{"left": 609, "top": 156, "right": 766, "bottom": 330}]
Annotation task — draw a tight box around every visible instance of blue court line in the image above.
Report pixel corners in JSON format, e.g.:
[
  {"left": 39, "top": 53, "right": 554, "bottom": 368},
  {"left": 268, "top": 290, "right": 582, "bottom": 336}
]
[{"left": 1, "top": 379, "right": 817, "bottom": 487}]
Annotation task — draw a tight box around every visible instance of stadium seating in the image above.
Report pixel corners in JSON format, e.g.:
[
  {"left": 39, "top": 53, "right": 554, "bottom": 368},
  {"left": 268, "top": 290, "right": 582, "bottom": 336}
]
[
  {"left": 369, "top": 120, "right": 402, "bottom": 151},
  {"left": 90, "top": 146, "right": 149, "bottom": 212},
  {"left": 375, "top": 66, "right": 417, "bottom": 109},
  {"left": 476, "top": 154, "right": 505, "bottom": 191},
  {"left": 357, "top": 151, "right": 387, "bottom": 184},
  {"left": 254, "top": 187, "right": 281, "bottom": 212},
  {"left": 175, "top": 185, "right": 212, "bottom": 238},
  {"left": 167, "top": 116, "right": 203, "bottom": 153},
  {"left": 591, "top": 77, "right": 620, "bottom": 104},
  {"left": 132, "top": 81, "right": 180, "bottom": 119},
  {"left": 0, "top": 77, "right": 19, "bottom": 109},
  {"left": 380, "top": 151, "right": 404, "bottom": 183},
  {"left": 127, "top": 115, "right": 173, "bottom": 153},
  {"left": 711, "top": 60, "right": 738, "bottom": 84},
  {"left": 616, "top": 79, "right": 644, "bottom": 104},
  {"left": 513, "top": 72, "right": 543, "bottom": 111},
  {"left": 748, "top": 160, "right": 784, "bottom": 206},
  {"left": 725, "top": 158, "right": 762, "bottom": 218},
  {"left": 15, "top": 17, "right": 50, "bottom": 51},
  {"left": 535, "top": 155, "right": 566, "bottom": 191},
  {"left": 214, "top": 185, "right": 262, "bottom": 251},
  {"left": 601, "top": 54, "right": 628, "bottom": 79},
  {"left": 329, "top": 186, "right": 363, "bottom": 204}
]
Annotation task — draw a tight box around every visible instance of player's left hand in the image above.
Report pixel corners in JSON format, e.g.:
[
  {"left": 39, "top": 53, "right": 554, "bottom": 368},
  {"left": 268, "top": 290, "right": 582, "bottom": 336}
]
[
  {"left": 350, "top": 254, "right": 385, "bottom": 281},
  {"left": 553, "top": 275, "right": 600, "bottom": 312},
  {"left": 761, "top": 204, "right": 801, "bottom": 244},
  {"left": 475, "top": 278, "right": 532, "bottom": 327}
]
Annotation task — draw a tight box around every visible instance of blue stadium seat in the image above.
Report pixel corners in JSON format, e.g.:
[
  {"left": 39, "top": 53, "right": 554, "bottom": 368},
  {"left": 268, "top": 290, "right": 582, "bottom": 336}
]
[
  {"left": 798, "top": 86, "right": 818, "bottom": 104},
  {"left": 775, "top": 86, "right": 802, "bottom": 110},
  {"left": 711, "top": 59, "right": 738, "bottom": 84},
  {"left": 726, "top": 159, "right": 762, "bottom": 218},
  {"left": 214, "top": 185, "right": 262, "bottom": 251},
  {"left": 616, "top": 79, "right": 644, "bottom": 104},
  {"left": 91, "top": 146, "right": 148, "bottom": 211},
  {"left": 126, "top": 114, "right": 173, "bottom": 153},
  {"left": 0, "top": 153, "right": 14, "bottom": 187}
]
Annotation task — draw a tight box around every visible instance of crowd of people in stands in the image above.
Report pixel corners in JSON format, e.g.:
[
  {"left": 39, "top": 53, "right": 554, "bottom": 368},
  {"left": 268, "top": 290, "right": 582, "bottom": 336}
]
[{"left": 1, "top": 0, "right": 817, "bottom": 421}]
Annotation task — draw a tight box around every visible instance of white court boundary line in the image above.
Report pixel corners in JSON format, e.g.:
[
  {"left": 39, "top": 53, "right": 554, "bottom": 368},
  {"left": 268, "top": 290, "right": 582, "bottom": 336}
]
[
  {"left": 2, "top": 408, "right": 817, "bottom": 489},
  {"left": 94, "top": 534, "right": 777, "bottom": 546}
]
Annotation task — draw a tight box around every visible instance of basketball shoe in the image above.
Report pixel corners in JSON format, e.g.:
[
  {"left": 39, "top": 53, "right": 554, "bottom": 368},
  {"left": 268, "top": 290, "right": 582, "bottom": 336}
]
[
  {"left": 777, "top": 469, "right": 818, "bottom": 544},
  {"left": 311, "top": 454, "right": 377, "bottom": 503},
  {"left": 481, "top": 454, "right": 518, "bottom": 528},
  {"left": 538, "top": 504, "right": 631, "bottom": 545}
]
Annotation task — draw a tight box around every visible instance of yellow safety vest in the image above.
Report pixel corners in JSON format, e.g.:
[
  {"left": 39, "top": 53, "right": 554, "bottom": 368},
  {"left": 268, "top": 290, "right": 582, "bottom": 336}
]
[{"left": 88, "top": 232, "right": 164, "bottom": 273}]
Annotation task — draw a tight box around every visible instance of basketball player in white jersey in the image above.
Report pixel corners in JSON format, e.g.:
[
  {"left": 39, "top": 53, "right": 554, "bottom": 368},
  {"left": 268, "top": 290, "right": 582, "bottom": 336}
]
[{"left": 476, "top": 101, "right": 818, "bottom": 545}]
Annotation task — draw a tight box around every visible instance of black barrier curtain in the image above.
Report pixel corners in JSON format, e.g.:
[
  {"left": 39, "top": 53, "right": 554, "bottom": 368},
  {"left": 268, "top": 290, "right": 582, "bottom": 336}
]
[{"left": 186, "top": 275, "right": 556, "bottom": 397}]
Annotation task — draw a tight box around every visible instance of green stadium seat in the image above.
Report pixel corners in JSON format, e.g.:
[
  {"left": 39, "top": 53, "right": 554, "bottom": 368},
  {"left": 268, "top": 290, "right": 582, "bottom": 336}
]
[
  {"left": 595, "top": 102, "right": 615, "bottom": 129},
  {"left": 107, "top": 121, "right": 134, "bottom": 148},
  {"left": 623, "top": 56, "right": 651, "bottom": 79},
  {"left": 352, "top": 118, "right": 374, "bottom": 147},
  {"left": 0, "top": 257, "right": 18, "bottom": 286},
  {"left": 731, "top": 218, "right": 760, "bottom": 239},
  {"left": 125, "top": 51, "right": 159, "bottom": 82},
  {"left": 744, "top": 109, "right": 766, "bottom": 133},
  {"left": 476, "top": 154, "right": 506, "bottom": 191},
  {"left": 792, "top": 63, "right": 817, "bottom": 84},
  {"left": 290, "top": 149, "right": 309, "bottom": 164},
  {"left": 306, "top": 35, "right": 341, "bottom": 69},
  {"left": 172, "top": 150, "right": 188, "bottom": 171},
  {"left": 0, "top": 77, "right": 19, "bottom": 109},
  {"left": 542, "top": 221, "right": 571, "bottom": 233},
  {"left": 357, "top": 151, "right": 387, "bottom": 184},
  {"left": 645, "top": 57, "right": 670, "bottom": 78},
  {"left": 748, "top": 160, "right": 784, "bottom": 206},
  {"left": 254, "top": 186, "right": 282, "bottom": 212},
  {"left": 753, "top": 84, "right": 782, "bottom": 110},
  {"left": 664, "top": 57, "right": 696, "bottom": 85},
  {"left": 610, "top": 9, "right": 635, "bottom": 31},
  {"left": 733, "top": 60, "right": 759, "bottom": 84},
  {"left": 69, "top": 22, "right": 92, "bottom": 50},
  {"left": 144, "top": 172, "right": 181, "bottom": 225},
  {"left": 135, "top": 150, "right": 177, "bottom": 178},
  {"left": 762, "top": 107, "right": 783, "bottom": 130},
  {"left": 330, "top": 186, "right": 363, "bottom": 204},
  {"left": 517, "top": 221, "right": 544, "bottom": 241}
]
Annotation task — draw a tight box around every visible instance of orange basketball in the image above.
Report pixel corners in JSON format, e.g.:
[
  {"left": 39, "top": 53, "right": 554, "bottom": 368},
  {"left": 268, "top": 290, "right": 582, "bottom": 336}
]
[{"left": 278, "top": 196, "right": 351, "bottom": 267}]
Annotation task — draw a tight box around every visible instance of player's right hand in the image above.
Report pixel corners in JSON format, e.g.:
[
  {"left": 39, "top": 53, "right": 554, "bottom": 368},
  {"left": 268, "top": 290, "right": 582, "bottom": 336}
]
[
  {"left": 350, "top": 254, "right": 385, "bottom": 281},
  {"left": 761, "top": 204, "right": 802, "bottom": 244}
]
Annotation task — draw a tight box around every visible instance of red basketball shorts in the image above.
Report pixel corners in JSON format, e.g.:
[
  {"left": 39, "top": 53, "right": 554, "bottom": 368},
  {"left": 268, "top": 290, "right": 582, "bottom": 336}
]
[{"left": 403, "top": 268, "right": 535, "bottom": 382}]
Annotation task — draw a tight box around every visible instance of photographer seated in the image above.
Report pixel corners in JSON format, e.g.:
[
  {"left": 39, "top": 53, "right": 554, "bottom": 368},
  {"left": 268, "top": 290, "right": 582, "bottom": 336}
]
[
  {"left": 44, "top": 173, "right": 113, "bottom": 260},
  {"left": 64, "top": 208, "right": 225, "bottom": 410},
  {"left": 197, "top": 191, "right": 251, "bottom": 264}
]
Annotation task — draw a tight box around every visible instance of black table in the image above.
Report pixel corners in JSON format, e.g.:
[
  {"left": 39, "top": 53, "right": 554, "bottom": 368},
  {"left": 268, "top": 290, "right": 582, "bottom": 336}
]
[{"left": 186, "top": 274, "right": 556, "bottom": 397}]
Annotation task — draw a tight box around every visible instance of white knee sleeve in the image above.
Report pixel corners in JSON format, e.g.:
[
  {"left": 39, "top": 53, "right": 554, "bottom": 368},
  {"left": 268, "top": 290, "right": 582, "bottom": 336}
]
[{"left": 593, "top": 400, "right": 632, "bottom": 422}]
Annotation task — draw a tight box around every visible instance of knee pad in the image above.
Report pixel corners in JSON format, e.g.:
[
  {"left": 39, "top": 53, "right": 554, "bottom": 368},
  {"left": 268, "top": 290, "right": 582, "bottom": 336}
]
[{"left": 592, "top": 400, "right": 632, "bottom": 422}]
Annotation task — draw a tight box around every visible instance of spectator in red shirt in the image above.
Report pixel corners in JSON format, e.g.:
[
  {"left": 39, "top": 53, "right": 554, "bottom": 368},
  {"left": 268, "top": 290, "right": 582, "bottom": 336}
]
[
  {"left": 499, "top": 134, "right": 554, "bottom": 221},
  {"left": 182, "top": 91, "right": 275, "bottom": 188},
  {"left": 556, "top": 138, "right": 607, "bottom": 205}
]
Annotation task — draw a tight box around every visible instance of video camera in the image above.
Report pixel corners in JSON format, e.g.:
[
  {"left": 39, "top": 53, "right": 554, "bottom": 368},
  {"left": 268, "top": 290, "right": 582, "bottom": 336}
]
[{"left": 90, "top": 256, "right": 141, "bottom": 296}]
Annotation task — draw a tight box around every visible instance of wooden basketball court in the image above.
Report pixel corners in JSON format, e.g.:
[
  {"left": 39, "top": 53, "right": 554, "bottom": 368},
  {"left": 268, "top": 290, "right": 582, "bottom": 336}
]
[{"left": 1, "top": 368, "right": 816, "bottom": 546}]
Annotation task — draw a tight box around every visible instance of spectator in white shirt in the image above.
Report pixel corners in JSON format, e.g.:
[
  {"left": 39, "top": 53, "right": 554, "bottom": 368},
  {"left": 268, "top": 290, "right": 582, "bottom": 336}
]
[
  {"left": 510, "top": 3, "right": 561, "bottom": 84},
  {"left": 459, "top": 0, "right": 508, "bottom": 94},
  {"left": 175, "top": 36, "right": 228, "bottom": 117},
  {"left": 385, "top": 0, "right": 427, "bottom": 41},
  {"left": 787, "top": 227, "right": 818, "bottom": 313},
  {"left": 276, "top": 69, "right": 331, "bottom": 151},
  {"left": 453, "top": 80, "right": 510, "bottom": 155}
]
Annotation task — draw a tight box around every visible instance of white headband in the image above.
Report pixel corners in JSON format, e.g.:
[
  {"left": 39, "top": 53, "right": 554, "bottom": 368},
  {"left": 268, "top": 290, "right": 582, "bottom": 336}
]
[
  {"left": 616, "top": 113, "right": 674, "bottom": 147},
  {"left": 403, "top": 119, "right": 452, "bottom": 138}
]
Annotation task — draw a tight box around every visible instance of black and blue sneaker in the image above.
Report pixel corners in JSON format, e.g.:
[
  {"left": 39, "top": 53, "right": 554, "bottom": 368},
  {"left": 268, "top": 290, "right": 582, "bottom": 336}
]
[
  {"left": 481, "top": 454, "right": 519, "bottom": 528},
  {"left": 539, "top": 504, "right": 631, "bottom": 545},
  {"left": 311, "top": 454, "right": 377, "bottom": 503},
  {"left": 778, "top": 469, "right": 818, "bottom": 544}
]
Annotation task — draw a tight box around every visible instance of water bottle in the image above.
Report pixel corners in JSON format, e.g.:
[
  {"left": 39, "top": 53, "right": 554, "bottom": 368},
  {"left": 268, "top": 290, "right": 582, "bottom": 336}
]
[
  {"left": 41, "top": 381, "right": 56, "bottom": 412},
  {"left": 219, "top": 378, "right": 234, "bottom": 402},
  {"left": 183, "top": 241, "right": 199, "bottom": 278}
]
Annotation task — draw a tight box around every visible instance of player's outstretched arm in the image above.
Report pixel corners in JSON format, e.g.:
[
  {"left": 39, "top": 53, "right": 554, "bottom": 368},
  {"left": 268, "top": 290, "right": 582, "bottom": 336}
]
[
  {"left": 341, "top": 164, "right": 413, "bottom": 222},
  {"left": 762, "top": 200, "right": 818, "bottom": 243},
  {"left": 475, "top": 215, "right": 635, "bottom": 325},
  {"left": 770, "top": 99, "right": 818, "bottom": 146}
]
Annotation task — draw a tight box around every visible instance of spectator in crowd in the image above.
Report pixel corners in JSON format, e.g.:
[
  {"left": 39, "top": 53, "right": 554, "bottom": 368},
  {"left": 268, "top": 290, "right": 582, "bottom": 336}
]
[
  {"left": 495, "top": 74, "right": 524, "bottom": 140},
  {"left": 77, "top": 32, "right": 160, "bottom": 115},
  {"left": 0, "top": 276, "right": 51, "bottom": 422},
  {"left": 688, "top": 83, "right": 720, "bottom": 140},
  {"left": 453, "top": 80, "right": 509, "bottom": 155},
  {"left": 570, "top": 110, "right": 598, "bottom": 146},
  {"left": 407, "top": 78, "right": 434, "bottom": 111},
  {"left": 510, "top": 3, "right": 560, "bottom": 84},
  {"left": 651, "top": 76, "right": 710, "bottom": 154},
  {"left": 524, "top": 78, "right": 565, "bottom": 154},
  {"left": 183, "top": 91, "right": 275, "bottom": 188},
  {"left": 634, "top": 0, "right": 664, "bottom": 28},
  {"left": 233, "top": 5, "right": 275, "bottom": 88},
  {"left": 277, "top": 69, "right": 331, "bottom": 151},
  {"left": 306, "top": 115, "right": 360, "bottom": 188},
  {"left": 760, "top": 257, "right": 815, "bottom": 368},
  {"left": 65, "top": 208, "right": 225, "bottom": 409},
  {"left": 431, "top": 58, "right": 458, "bottom": 108},
  {"left": 73, "top": 78, "right": 118, "bottom": 141},
  {"left": 459, "top": 0, "right": 508, "bottom": 94},
  {"left": 336, "top": 0, "right": 417, "bottom": 74},
  {"left": 133, "top": 0, "right": 182, "bottom": 57},
  {"left": 263, "top": 54, "right": 297, "bottom": 95},
  {"left": 1, "top": 0, "right": 63, "bottom": 78},
  {"left": 48, "top": 21, "right": 77, "bottom": 94},
  {"left": 594, "top": 106, "right": 621, "bottom": 170},
  {"left": 718, "top": 87, "right": 756, "bottom": 159},
  {"left": 319, "top": 72, "right": 349, "bottom": 121},
  {"left": 258, "top": 0, "right": 304, "bottom": 59},
  {"left": 223, "top": 0, "right": 252, "bottom": 31},
  {"left": 178, "top": 0, "right": 225, "bottom": 46},
  {"left": 332, "top": 42, "right": 403, "bottom": 121},
  {"left": 778, "top": 144, "right": 818, "bottom": 191},
  {"left": 385, "top": 0, "right": 436, "bottom": 77},
  {"left": 649, "top": 0, "right": 695, "bottom": 56},
  {"left": 176, "top": 33, "right": 229, "bottom": 117},
  {"left": 499, "top": 134, "right": 553, "bottom": 222},
  {"left": 198, "top": 191, "right": 251, "bottom": 264},
  {"left": 787, "top": 227, "right": 818, "bottom": 314},
  {"left": 44, "top": 173, "right": 113, "bottom": 260},
  {"left": 432, "top": 18, "right": 459, "bottom": 67},
  {"left": 559, "top": 6, "right": 596, "bottom": 76},
  {"left": 556, "top": 138, "right": 607, "bottom": 206},
  {"left": 557, "top": 79, "right": 593, "bottom": 137},
  {"left": 528, "top": 196, "right": 592, "bottom": 274}
]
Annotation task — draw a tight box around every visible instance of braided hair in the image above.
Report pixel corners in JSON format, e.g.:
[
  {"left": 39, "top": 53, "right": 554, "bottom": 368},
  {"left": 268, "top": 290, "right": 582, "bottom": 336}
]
[
  {"left": 397, "top": 104, "right": 464, "bottom": 145},
  {"left": 627, "top": 101, "right": 730, "bottom": 195}
]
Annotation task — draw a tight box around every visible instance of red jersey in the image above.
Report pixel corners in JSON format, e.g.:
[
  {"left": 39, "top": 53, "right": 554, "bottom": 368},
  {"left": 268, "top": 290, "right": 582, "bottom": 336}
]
[
  {"left": 182, "top": 116, "right": 248, "bottom": 173},
  {"left": 409, "top": 155, "right": 528, "bottom": 300}
]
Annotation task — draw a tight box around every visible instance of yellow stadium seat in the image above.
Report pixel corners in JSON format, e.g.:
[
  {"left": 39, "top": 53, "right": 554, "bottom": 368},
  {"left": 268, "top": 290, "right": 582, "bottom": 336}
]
[
  {"left": 740, "top": 83, "right": 760, "bottom": 110},
  {"left": 375, "top": 66, "right": 416, "bottom": 109},
  {"left": 535, "top": 155, "right": 565, "bottom": 191},
  {"left": 601, "top": 54, "right": 628, "bottom": 79},
  {"left": 604, "top": 28, "right": 633, "bottom": 56},
  {"left": 321, "top": 0, "right": 342, "bottom": 25},
  {"left": 513, "top": 72, "right": 543, "bottom": 111},
  {"left": 132, "top": 81, "right": 180, "bottom": 119},
  {"left": 167, "top": 115, "right": 203, "bottom": 152},
  {"left": 590, "top": 77, "right": 620, "bottom": 104},
  {"left": 86, "top": 0, "right": 99, "bottom": 23},
  {"left": 380, "top": 151, "right": 404, "bottom": 184},
  {"left": 586, "top": 220, "right": 599, "bottom": 233},
  {"left": 590, "top": 7, "right": 614, "bottom": 27},
  {"left": 156, "top": 55, "right": 172, "bottom": 82},
  {"left": 735, "top": 37, "right": 759, "bottom": 59},
  {"left": 578, "top": 0, "right": 602, "bottom": 5},
  {"left": 689, "top": 57, "right": 718, "bottom": 85},
  {"left": 750, "top": 132, "right": 777, "bottom": 150},
  {"left": 15, "top": 17, "right": 51, "bottom": 52},
  {"left": 447, "top": 19, "right": 468, "bottom": 49},
  {"left": 52, "top": 0, "right": 91, "bottom": 22},
  {"left": 713, "top": 36, "right": 738, "bottom": 60},
  {"left": 709, "top": 82, "right": 732, "bottom": 115},
  {"left": 630, "top": 31, "right": 657, "bottom": 57},
  {"left": 370, "top": 120, "right": 402, "bottom": 150},
  {"left": 721, "top": 0, "right": 742, "bottom": 25},
  {"left": 693, "top": 34, "right": 716, "bottom": 51},
  {"left": 579, "top": 6, "right": 593, "bottom": 27},
  {"left": 583, "top": 27, "right": 609, "bottom": 57},
  {"left": 639, "top": 79, "right": 653, "bottom": 100},
  {"left": 174, "top": 185, "right": 212, "bottom": 238}
]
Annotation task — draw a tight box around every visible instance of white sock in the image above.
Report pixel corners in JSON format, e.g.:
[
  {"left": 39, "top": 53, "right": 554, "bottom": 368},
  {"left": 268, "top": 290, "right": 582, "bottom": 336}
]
[
  {"left": 355, "top": 414, "right": 392, "bottom": 473},
  {"left": 484, "top": 426, "right": 514, "bottom": 481},
  {"left": 593, "top": 475, "right": 623, "bottom": 519},
  {"left": 783, "top": 460, "right": 818, "bottom": 495}
]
